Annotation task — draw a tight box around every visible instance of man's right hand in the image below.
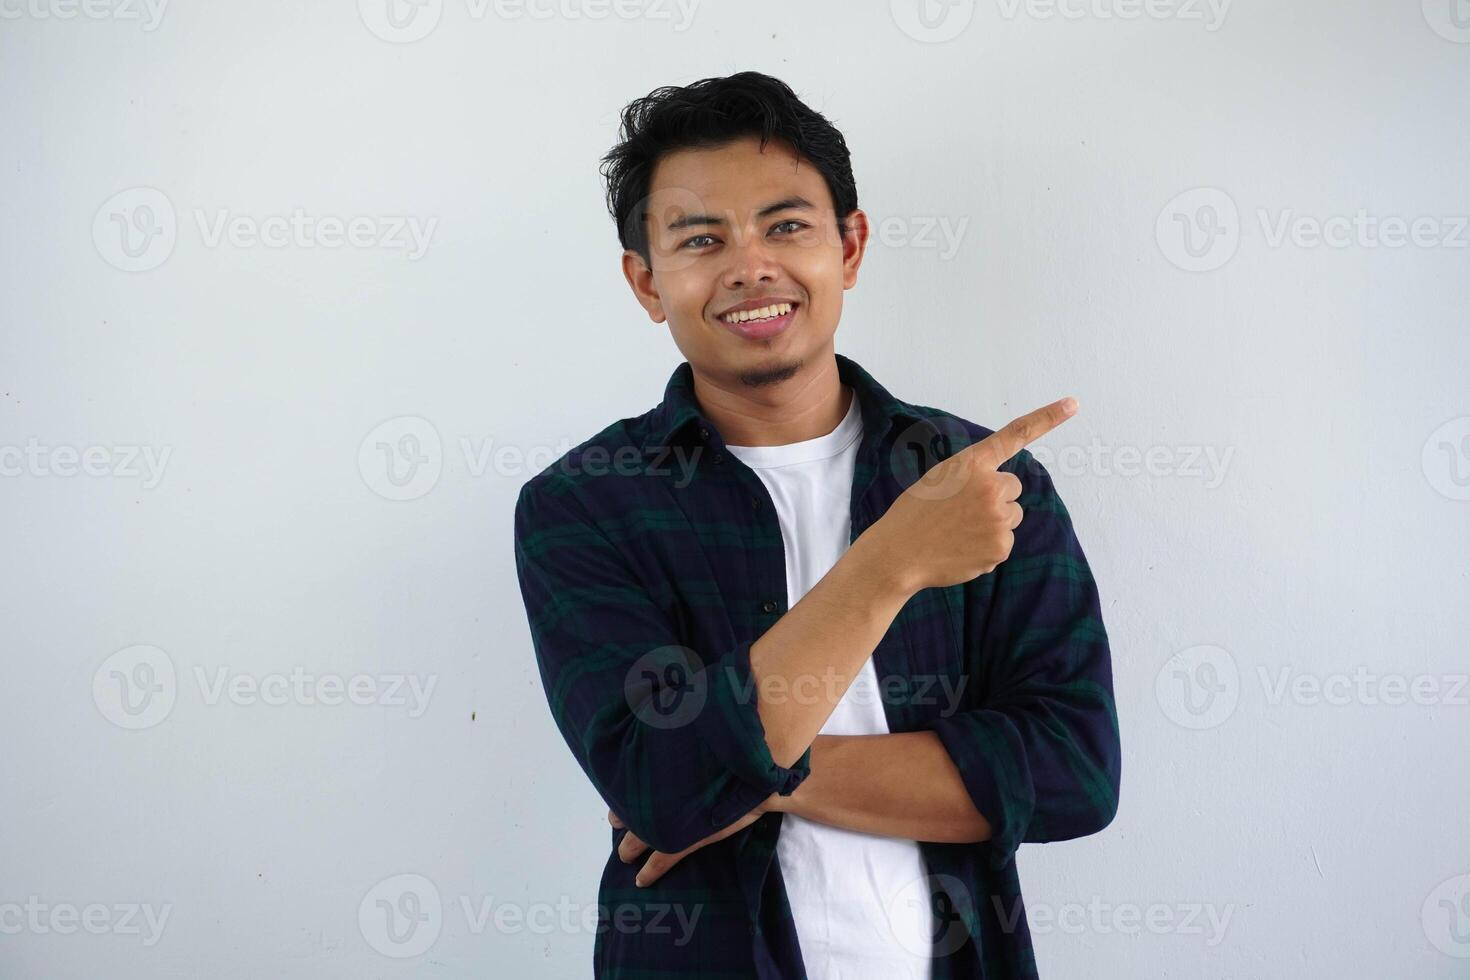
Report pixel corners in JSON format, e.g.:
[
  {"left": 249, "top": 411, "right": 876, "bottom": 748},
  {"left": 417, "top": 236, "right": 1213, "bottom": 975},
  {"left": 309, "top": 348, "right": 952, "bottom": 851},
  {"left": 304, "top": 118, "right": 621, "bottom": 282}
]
[{"left": 865, "top": 397, "right": 1079, "bottom": 595}]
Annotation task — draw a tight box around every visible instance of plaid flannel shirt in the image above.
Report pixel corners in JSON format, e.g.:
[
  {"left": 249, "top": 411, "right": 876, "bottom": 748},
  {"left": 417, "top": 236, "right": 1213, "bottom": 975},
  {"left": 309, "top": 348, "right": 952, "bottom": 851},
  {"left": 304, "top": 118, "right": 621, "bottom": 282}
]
[{"left": 512, "top": 352, "right": 1121, "bottom": 978}]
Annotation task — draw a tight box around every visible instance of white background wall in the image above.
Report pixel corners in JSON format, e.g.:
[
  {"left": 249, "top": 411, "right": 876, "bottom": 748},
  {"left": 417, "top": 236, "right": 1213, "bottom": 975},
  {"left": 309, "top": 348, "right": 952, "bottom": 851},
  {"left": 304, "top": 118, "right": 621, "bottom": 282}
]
[{"left": 3, "top": 1, "right": 1468, "bottom": 977}]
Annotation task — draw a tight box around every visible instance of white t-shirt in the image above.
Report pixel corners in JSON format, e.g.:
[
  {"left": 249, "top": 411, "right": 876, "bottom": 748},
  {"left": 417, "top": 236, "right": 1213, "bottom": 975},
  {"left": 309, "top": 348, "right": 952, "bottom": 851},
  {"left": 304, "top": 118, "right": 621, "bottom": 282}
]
[{"left": 724, "top": 386, "right": 935, "bottom": 980}]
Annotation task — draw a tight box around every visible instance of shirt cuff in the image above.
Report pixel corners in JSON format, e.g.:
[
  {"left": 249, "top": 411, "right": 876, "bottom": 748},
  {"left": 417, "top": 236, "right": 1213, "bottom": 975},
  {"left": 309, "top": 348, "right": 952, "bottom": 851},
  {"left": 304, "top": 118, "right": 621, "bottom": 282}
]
[
  {"left": 694, "top": 637, "right": 813, "bottom": 826},
  {"left": 927, "top": 708, "right": 1032, "bottom": 869}
]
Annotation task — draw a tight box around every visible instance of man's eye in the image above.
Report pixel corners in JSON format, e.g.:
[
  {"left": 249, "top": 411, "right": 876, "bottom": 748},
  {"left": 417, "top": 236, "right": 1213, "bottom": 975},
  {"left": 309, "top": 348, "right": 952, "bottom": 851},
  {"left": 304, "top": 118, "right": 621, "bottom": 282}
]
[{"left": 680, "top": 221, "right": 805, "bottom": 249}]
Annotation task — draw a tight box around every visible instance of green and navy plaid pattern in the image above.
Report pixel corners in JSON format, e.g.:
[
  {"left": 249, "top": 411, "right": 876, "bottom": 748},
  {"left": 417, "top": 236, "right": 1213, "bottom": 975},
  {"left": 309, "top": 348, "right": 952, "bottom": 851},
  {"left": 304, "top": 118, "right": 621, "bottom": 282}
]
[{"left": 513, "top": 352, "right": 1121, "bottom": 979}]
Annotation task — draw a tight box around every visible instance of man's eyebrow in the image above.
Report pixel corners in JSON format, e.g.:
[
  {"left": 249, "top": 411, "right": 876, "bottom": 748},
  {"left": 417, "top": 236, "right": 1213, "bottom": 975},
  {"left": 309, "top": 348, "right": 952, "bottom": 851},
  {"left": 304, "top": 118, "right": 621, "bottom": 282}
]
[{"left": 664, "top": 196, "right": 815, "bottom": 232}]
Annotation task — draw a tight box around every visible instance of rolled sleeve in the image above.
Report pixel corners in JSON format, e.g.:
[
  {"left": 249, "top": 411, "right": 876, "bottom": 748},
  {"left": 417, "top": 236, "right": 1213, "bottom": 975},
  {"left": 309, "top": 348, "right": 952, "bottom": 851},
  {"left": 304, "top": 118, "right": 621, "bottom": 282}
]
[
  {"left": 513, "top": 477, "right": 811, "bottom": 854},
  {"left": 927, "top": 449, "right": 1121, "bottom": 869},
  {"left": 695, "top": 637, "right": 813, "bottom": 824}
]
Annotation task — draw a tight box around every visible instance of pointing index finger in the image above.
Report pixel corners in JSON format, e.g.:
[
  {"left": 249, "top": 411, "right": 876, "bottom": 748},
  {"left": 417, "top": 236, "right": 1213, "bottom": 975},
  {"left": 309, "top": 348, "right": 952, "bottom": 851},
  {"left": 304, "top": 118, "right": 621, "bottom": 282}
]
[{"left": 970, "top": 396, "right": 1079, "bottom": 471}]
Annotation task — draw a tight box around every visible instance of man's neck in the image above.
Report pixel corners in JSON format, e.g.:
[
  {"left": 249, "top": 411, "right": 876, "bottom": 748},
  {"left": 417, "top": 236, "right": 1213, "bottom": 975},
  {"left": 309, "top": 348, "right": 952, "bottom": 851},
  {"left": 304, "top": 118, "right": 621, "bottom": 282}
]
[{"left": 691, "top": 353, "right": 852, "bottom": 448}]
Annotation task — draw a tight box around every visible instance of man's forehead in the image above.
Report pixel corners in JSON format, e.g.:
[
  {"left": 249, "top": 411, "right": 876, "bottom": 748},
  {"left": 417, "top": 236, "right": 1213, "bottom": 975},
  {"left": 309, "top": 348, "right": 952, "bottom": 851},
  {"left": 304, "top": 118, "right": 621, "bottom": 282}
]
[{"left": 646, "top": 141, "right": 829, "bottom": 221}]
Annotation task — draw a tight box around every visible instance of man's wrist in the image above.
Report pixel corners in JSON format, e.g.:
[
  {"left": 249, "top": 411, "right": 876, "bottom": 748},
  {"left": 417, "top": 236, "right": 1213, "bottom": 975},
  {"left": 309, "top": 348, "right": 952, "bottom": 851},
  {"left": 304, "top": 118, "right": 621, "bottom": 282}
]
[
  {"left": 766, "top": 736, "right": 832, "bottom": 818},
  {"left": 848, "top": 522, "right": 918, "bottom": 604},
  {"left": 766, "top": 785, "right": 802, "bottom": 817}
]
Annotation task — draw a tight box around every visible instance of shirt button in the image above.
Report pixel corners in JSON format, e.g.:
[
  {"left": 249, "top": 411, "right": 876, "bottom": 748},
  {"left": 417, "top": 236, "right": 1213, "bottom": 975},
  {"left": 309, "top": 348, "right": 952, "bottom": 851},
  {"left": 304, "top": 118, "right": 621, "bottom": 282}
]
[
  {"left": 751, "top": 496, "right": 762, "bottom": 510},
  {"left": 761, "top": 599, "right": 778, "bottom": 613},
  {"left": 698, "top": 427, "right": 710, "bottom": 441},
  {"left": 712, "top": 453, "right": 724, "bottom": 464}
]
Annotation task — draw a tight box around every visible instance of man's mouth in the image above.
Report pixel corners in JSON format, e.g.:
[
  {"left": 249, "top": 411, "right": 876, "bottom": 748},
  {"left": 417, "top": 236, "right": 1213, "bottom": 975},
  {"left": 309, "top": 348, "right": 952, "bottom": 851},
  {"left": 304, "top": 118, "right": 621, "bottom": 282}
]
[
  {"left": 718, "top": 301, "right": 796, "bottom": 325},
  {"left": 716, "top": 301, "right": 799, "bottom": 341}
]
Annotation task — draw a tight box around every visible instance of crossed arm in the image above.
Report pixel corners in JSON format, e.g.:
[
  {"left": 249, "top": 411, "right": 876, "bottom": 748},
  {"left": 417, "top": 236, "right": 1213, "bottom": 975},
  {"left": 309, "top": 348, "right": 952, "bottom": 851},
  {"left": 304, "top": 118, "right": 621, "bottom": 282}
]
[
  {"left": 615, "top": 730, "right": 992, "bottom": 886},
  {"left": 612, "top": 453, "right": 1121, "bottom": 885},
  {"left": 517, "top": 447, "right": 1119, "bottom": 888}
]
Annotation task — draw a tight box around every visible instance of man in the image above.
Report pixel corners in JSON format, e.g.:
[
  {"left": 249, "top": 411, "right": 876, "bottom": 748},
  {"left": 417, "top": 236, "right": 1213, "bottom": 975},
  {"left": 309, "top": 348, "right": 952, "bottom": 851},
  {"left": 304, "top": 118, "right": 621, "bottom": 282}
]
[{"left": 513, "top": 71, "right": 1121, "bottom": 979}]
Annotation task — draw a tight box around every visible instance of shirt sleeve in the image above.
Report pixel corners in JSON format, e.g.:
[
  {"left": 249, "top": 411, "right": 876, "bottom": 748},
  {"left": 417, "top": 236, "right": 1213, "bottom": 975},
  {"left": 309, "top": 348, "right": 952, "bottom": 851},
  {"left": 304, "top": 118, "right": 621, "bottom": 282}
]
[
  {"left": 925, "top": 449, "right": 1122, "bottom": 870},
  {"left": 513, "top": 476, "right": 813, "bottom": 855}
]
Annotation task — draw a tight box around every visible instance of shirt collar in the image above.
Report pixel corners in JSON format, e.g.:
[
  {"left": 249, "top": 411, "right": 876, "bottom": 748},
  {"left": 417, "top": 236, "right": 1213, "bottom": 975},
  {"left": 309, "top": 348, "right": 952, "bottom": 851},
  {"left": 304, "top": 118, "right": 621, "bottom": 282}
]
[{"left": 638, "top": 352, "right": 927, "bottom": 456}]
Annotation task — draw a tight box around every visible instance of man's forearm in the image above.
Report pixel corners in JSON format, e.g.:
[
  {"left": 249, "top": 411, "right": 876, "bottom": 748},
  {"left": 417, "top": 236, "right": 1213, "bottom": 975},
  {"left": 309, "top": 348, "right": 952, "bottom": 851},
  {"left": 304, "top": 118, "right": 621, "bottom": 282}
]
[
  {"left": 767, "top": 732, "right": 993, "bottom": 844},
  {"left": 748, "top": 531, "right": 914, "bottom": 768}
]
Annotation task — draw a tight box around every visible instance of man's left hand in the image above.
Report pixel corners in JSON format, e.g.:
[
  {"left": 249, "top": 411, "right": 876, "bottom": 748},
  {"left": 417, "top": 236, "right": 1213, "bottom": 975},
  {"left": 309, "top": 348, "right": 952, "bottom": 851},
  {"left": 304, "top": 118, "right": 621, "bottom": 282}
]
[{"left": 609, "top": 793, "right": 780, "bottom": 887}]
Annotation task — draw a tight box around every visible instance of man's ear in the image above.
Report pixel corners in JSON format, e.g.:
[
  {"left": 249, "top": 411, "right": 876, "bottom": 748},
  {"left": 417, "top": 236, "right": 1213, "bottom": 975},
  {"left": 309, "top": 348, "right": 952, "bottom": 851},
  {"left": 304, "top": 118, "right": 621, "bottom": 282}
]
[
  {"left": 840, "top": 208, "right": 872, "bottom": 291},
  {"left": 622, "top": 249, "right": 665, "bottom": 324}
]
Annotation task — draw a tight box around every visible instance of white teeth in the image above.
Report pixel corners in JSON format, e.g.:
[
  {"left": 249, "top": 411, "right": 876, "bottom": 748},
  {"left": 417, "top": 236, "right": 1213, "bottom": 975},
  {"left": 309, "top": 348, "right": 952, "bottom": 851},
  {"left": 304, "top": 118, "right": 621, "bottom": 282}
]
[{"left": 721, "top": 302, "right": 794, "bottom": 324}]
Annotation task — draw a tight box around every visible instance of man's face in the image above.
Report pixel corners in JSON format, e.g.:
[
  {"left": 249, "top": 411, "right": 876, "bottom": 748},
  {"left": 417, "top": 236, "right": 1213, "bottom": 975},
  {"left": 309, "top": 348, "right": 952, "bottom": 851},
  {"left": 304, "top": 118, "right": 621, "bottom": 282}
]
[{"left": 622, "top": 134, "right": 869, "bottom": 387}]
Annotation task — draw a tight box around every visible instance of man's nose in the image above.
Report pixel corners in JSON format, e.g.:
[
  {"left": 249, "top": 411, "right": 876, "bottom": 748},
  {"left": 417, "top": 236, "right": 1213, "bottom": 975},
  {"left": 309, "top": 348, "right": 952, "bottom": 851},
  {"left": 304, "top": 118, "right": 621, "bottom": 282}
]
[{"left": 722, "top": 231, "right": 780, "bottom": 288}]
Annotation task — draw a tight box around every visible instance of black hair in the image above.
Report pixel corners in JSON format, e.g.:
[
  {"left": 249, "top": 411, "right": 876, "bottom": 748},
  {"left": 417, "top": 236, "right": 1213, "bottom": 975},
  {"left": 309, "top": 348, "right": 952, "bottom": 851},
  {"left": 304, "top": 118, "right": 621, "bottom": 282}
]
[{"left": 599, "top": 71, "right": 858, "bottom": 268}]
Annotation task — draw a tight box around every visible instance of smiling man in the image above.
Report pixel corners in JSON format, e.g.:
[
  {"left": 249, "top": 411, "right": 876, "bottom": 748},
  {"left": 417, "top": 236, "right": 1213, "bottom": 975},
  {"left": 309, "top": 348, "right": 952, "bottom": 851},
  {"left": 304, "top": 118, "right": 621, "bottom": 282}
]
[{"left": 512, "top": 71, "right": 1121, "bottom": 979}]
